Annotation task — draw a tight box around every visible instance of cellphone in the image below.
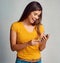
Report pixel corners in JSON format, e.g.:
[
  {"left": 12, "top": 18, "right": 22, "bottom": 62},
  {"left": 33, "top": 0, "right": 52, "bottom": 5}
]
[{"left": 46, "top": 34, "right": 49, "bottom": 38}]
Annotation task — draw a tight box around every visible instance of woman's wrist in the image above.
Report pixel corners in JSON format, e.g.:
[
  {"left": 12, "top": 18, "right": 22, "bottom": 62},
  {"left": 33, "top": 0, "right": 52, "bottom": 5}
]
[{"left": 25, "top": 40, "right": 31, "bottom": 46}]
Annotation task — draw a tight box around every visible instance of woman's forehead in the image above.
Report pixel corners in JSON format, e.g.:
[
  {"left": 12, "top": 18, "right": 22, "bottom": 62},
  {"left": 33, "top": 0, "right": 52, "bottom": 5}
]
[{"left": 31, "top": 10, "right": 41, "bottom": 14}]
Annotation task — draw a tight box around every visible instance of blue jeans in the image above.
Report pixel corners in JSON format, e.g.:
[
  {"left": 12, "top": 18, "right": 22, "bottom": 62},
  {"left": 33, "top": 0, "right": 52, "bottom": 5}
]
[{"left": 15, "top": 58, "right": 42, "bottom": 63}]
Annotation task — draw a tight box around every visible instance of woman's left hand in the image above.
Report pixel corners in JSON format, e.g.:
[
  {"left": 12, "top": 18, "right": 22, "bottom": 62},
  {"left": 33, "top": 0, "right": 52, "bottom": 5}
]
[
  {"left": 41, "top": 33, "right": 49, "bottom": 42},
  {"left": 39, "top": 33, "right": 49, "bottom": 51}
]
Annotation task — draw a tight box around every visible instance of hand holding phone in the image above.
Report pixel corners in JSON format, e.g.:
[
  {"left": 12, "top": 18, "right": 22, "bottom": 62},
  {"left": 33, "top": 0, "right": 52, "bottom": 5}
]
[{"left": 46, "top": 34, "right": 49, "bottom": 38}]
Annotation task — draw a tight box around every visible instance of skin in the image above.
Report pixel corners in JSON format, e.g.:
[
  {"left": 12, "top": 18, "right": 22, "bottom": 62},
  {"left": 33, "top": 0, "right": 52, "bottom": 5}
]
[{"left": 10, "top": 10, "right": 49, "bottom": 51}]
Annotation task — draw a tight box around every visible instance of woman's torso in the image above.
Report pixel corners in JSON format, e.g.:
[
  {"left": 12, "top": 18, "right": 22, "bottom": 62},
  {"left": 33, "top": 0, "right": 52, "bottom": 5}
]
[{"left": 10, "top": 21, "right": 44, "bottom": 61}]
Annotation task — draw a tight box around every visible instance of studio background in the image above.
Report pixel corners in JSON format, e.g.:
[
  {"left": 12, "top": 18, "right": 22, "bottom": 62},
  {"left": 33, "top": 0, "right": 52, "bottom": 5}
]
[{"left": 0, "top": 0, "right": 60, "bottom": 63}]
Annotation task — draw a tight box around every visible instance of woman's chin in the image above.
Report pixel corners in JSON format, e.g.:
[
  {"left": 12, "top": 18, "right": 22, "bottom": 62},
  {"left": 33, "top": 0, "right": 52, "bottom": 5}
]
[{"left": 31, "top": 22, "right": 36, "bottom": 25}]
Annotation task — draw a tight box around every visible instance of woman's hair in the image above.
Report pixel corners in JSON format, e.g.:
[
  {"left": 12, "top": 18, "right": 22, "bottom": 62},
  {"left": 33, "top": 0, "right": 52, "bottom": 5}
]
[{"left": 19, "top": 1, "right": 43, "bottom": 36}]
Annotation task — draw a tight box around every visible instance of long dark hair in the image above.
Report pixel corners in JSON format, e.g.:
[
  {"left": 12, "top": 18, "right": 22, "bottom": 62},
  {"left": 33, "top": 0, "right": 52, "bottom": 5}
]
[{"left": 18, "top": 1, "right": 43, "bottom": 36}]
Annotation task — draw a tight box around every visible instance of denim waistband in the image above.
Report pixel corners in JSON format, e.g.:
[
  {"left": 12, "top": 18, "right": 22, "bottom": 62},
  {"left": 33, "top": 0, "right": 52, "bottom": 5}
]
[{"left": 15, "top": 57, "right": 42, "bottom": 63}]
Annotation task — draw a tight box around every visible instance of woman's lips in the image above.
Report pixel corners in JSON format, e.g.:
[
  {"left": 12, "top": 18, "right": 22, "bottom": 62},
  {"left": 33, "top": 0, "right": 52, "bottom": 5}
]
[{"left": 32, "top": 18, "right": 36, "bottom": 23}]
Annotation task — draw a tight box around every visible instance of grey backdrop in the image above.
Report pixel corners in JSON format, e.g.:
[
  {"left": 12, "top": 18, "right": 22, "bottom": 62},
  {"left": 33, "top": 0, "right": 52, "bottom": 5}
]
[{"left": 0, "top": 0, "right": 60, "bottom": 63}]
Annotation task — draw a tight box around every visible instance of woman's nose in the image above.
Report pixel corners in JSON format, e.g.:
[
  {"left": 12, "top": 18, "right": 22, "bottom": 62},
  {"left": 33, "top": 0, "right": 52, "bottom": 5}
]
[{"left": 35, "top": 16, "right": 39, "bottom": 20}]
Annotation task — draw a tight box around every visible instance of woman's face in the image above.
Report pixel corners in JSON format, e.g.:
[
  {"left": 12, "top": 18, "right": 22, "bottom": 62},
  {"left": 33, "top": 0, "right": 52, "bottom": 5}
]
[{"left": 27, "top": 10, "right": 41, "bottom": 24}]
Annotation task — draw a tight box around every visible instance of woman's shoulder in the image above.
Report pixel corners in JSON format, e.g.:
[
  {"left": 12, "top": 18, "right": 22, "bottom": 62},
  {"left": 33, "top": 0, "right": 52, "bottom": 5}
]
[
  {"left": 11, "top": 21, "right": 22, "bottom": 26},
  {"left": 11, "top": 21, "right": 18, "bottom": 25},
  {"left": 39, "top": 24, "right": 45, "bottom": 33},
  {"left": 39, "top": 24, "right": 44, "bottom": 28},
  {"left": 10, "top": 21, "right": 23, "bottom": 31}
]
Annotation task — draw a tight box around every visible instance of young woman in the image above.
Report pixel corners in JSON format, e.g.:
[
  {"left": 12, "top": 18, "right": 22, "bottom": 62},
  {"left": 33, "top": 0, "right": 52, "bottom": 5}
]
[{"left": 10, "top": 1, "right": 49, "bottom": 63}]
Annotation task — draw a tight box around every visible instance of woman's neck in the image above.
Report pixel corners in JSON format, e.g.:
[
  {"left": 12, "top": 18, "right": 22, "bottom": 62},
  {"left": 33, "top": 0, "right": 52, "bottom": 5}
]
[{"left": 22, "top": 19, "right": 32, "bottom": 26}]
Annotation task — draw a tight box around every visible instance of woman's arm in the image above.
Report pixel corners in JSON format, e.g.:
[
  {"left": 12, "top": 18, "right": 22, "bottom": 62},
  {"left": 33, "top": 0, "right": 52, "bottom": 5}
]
[{"left": 10, "top": 30, "right": 30, "bottom": 51}]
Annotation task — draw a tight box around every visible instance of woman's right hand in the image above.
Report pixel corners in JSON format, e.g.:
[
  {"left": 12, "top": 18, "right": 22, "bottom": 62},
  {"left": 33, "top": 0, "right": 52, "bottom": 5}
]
[{"left": 28, "top": 39, "right": 40, "bottom": 46}]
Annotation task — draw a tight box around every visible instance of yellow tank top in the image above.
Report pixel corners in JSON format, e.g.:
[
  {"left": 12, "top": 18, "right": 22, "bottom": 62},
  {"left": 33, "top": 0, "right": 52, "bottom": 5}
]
[{"left": 10, "top": 21, "right": 44, "bottom": 60}]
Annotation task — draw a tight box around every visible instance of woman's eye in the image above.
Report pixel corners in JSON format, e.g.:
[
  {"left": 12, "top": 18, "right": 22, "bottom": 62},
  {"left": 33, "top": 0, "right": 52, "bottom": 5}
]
[
  {"left": 34, "top": 13, "right": 37, "bottom": 16},
  {"left": 38, "top": 15, "right": 40, "bottom": 17},
  {"left": 34, "top": 13, "right": 40, "bottom": 17}
]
